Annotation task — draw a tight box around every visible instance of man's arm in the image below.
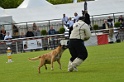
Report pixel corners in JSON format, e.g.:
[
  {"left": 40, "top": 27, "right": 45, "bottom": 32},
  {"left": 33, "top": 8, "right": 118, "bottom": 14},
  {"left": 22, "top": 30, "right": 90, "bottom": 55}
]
[{"left": 84, "top": 25, "right": 91, "bottom": 41}]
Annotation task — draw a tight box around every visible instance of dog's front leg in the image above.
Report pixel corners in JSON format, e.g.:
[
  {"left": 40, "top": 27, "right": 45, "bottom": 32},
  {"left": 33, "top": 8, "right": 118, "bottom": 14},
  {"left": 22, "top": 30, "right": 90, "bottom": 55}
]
[
  {"left": 51, "top": 58, "right": 54, "bottom": 71},
  {"left": 57, "top": 59, "right": 62, "bottom": 70}
]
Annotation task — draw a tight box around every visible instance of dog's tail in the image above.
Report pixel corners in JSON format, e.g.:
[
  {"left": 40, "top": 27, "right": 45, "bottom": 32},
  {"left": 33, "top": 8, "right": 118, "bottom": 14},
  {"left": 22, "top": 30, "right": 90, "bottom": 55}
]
[{"left": 28, "top": 56, "right": 41, "bottom": 61}]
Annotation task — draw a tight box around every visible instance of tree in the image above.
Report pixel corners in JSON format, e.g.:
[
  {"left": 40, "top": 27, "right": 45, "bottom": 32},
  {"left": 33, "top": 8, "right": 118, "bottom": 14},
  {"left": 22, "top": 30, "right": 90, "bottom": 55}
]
[
  {"left": 0, "top": 0, "right": 23, "bottom": 9},
  {"left": 47, "top": 0, "right": 84, "bottom": 4}
]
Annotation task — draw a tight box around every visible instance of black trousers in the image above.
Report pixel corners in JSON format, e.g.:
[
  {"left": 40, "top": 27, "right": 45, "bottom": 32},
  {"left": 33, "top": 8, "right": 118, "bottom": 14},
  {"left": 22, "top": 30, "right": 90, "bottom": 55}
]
[
  {"left": 68, "top": 27, "right": 73, "bottom": 37},
  {"left": 68, "top": 39, "right": 88, "bottom": 62}
]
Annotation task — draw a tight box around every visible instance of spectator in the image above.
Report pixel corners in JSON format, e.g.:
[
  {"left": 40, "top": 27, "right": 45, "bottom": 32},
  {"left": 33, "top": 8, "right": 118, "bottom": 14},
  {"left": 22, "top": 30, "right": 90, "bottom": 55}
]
[
  {"left": 102, "top": 20, "right": 110, "bottom": 29},
  {"left": 48, "top": 26, "right": 56, "bottom": 35},
  {"left": 82, "top": 10, "right": 91, "bottom": 25},
  {"left": 117, "top": 20, "right": 124, "bottom": 41},
  {"left": 32, "top": 23, "right": 37, "bottom": 31},
  {"left": 102, "top": 20, "right": 114, "bottom": 43},
  {"left": 0, "top": 26, "right": 6, "bottom": 40},
  {"left": 4, "top": 32, "right": 12, "bottom": 40},
  {"left": 118, "top": 15, "right": 124, "bottom": 22},
  {"left": 120, "top": 20, "right": 124, "bottom": 28},
  {"left": 19, "top": 32, "right": 25, "bottom": 38},
  {"left": 107, "top": 16, "right": 113, "bottom": 27},
  {"left": 4, "top": 32, "right": 13, "bottom": 52},
  {"left": 67, "top": 17, "right": 74, "bottom": 37},
  {"left": 73, "top": 12, "right": 79, "bottom": 23},
  {"left": 48, "top": 26, "right": 56, "bottom": 49},
  {"left": 62, "top": 14, "right": 68, "bottom": 25},
  {"left": 25, "top": 28, "right": 34, "bottom": 37},
  {"left": 12, "top": 23, "right": 19, "bottom": 36},
  {"left": 33, "top": 27, "right": 41, "bottom": 36}
]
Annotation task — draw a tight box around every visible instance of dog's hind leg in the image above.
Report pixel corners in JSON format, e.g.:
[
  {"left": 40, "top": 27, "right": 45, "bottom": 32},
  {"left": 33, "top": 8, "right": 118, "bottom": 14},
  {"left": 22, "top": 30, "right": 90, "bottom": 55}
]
[
  {"left": 57, "top": 59, "right": 62, "bottom": 70},
  {"left": 38, "top": 58, "right": 45, "bottom": 73}
]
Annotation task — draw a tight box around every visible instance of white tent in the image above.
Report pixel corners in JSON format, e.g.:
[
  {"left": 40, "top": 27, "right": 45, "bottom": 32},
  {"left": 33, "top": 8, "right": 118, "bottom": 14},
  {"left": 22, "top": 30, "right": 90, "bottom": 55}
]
[
  {"left": 0, "top": 15, "right": 13, "bottom": 35},
  {"left": 2, "top": 0, "right": 124, "bottom": 23},
  {"left": 0, "top": 7, "right": 13, "bottom": 27},
  {"left": 0, "top": 7, "right": 4, "bottom": 15},
  {"left": 18, "top": 0, "right": 53, "bottom": 8}
]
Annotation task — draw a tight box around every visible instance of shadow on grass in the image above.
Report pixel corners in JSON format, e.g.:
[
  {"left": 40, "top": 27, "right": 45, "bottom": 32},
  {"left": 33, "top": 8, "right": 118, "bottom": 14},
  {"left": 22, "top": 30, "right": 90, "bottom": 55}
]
[{"left": 37, "top": 69, "right": 99, "bottom": 75}]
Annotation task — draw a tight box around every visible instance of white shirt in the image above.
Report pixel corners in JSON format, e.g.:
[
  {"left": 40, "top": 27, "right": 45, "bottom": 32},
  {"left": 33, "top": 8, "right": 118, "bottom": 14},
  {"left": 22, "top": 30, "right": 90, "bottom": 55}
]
[
  {"left": 74, "top": 15, "right": 80, "bottom": 22},
  {"left": 67, "top": 20, "right": 74, "bottom": 28},
  {"left": 4, "top": 35, "right": 12, "bottom": 40},
  {"left": 62, "top": 16, "right": 68, "bottom": 24}
]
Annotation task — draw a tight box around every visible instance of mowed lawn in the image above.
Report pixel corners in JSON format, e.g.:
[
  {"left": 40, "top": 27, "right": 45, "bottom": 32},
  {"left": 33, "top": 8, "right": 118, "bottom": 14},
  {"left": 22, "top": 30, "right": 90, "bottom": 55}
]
[{"left": 0, "top": 42, "right": 124, "bottom": 82}]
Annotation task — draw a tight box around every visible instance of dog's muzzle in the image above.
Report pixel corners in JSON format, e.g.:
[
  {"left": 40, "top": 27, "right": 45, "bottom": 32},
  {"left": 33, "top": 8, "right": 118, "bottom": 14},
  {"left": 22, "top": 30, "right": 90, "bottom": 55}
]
[
  {"left": 60, "top": 40, "right": 69, "bottom": 49},
  {"left": 62, "top": 45, "right": 68, "bottom": 50}
]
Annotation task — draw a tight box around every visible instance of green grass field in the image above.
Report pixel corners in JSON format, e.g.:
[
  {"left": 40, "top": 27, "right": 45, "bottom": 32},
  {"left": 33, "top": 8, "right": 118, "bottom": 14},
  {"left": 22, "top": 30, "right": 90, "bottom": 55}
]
[{"left": 0, "top": 42, "right": 124, "bottom": 82}]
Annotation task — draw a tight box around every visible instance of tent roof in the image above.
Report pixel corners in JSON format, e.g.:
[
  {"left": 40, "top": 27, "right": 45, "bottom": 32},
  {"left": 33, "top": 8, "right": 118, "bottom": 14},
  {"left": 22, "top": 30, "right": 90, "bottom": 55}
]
[
  {"left": 54, "top": 0, "right": 124, "bottom": 16},
  {"left": 18, "top": 0, "right": 53, "bottom": 8},
  {"left": 0, "top": 7, "right": 4, "bottom": 15},
  {"left": 3, "top": 0, "right": 124, "bottom": 23}
]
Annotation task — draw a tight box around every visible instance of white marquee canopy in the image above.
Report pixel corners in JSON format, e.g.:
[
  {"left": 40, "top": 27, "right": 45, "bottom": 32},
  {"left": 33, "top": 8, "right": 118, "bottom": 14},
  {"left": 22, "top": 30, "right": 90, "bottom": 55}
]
[{"left": 0, "top": 0, "right": 124, "bottom": 23}]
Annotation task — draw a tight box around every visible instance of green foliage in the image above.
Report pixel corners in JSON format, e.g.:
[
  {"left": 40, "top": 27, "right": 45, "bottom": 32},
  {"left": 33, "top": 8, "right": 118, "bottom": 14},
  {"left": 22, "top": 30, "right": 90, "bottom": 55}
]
[
  {"left": 58, "top": 27, "right": 65, "bottom": 34},
  {"left": 47, "top": 0, "right": 84, "bottom": 4},
  {"left": 0, "top": 0, "right": 23, "bottom": 8},
  {"left": 41, "top": 30, "right": 47, "bottom": 35},
  {"left": 93, "top": 24, "right": 99, "bottom": 30},
  {"left": 114, "top": 22, "right": 121, "bottom": 27}
]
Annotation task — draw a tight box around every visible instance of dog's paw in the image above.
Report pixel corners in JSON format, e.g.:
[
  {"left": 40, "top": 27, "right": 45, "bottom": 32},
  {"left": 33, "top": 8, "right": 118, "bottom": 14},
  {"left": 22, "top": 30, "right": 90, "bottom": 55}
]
[
  {"left": 51, "top": 68, "right": 54, "bottom": 71},
  {"left": 60, "top": 67, "right": 62, "bottom": 70}
]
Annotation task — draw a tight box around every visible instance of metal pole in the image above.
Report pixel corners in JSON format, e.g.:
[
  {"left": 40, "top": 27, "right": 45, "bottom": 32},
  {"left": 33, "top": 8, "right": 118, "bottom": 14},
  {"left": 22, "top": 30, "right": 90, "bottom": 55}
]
[
  {"left": 92, "top": 16, "right": 94, "bottom": 28},
  {"left": 113, "top": 13, "right": 115, "bottom": 23},
  {"left": 84, "top": 0, "right": 87, "bottom": 11},
  {"left": 16, "top": 41, "right": 18, "bottom": 53}
]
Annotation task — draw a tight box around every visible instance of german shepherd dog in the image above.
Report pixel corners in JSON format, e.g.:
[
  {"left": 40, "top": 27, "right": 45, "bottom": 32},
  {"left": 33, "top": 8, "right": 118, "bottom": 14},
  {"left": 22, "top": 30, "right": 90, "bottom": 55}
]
[{"left": 29, "top": 43, "right": 68, "bottom": 73}]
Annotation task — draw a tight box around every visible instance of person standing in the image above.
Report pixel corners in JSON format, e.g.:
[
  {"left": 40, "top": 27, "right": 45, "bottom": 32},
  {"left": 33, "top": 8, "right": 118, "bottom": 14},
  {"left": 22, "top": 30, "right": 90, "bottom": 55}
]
[
  {"left": 73, "top": 12, "right": 79, "bottom": 23},
  {"left": 4, "top": 32, "right": 13, "bottom": 50},
  {"left": 67, "top": 17, "right": 74, "bottom": 37},
  {"left": 83, "top": 10, "right": 91, "bottom": 25},
  {"left": 107, "top": 16, "right": 113, "bottom": 27},
  {"left": 32, "top": 23, "right": 37, "bottom": 31},
  {"left": 12, "top": 23, "right": 19, "bottom": 36},
  {"left": 68, "top": 16, "right": 91, "bottom": 72},
  {"left": 0, "top": 26, "right": 6, "bottom": 40},
  {"left": 62, "top": 14, "right": 68, "bottom": 25},
  {"left": 33, "top": 27, "right": 41, "bottom": 36},
  {"left": 82, "top": 10, "right": 91, "bottom": 30},
  {"left": 118, "top": 15, "right": 124, "bottom": 22}
]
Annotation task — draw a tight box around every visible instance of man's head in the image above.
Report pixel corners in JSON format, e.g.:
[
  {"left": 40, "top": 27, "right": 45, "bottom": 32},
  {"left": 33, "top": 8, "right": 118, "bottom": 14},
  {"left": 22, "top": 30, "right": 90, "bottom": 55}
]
[
  {"left": 74, "top": 12, "right": 78, "bottom": 17},
  {"left": 63, "top": 14, "right": 66, "bottom": 17}
]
